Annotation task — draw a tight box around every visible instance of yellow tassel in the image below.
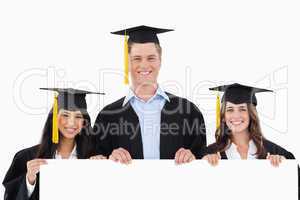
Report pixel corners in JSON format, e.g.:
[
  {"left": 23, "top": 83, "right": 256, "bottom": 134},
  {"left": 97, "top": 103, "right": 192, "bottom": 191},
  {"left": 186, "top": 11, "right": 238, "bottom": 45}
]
[
  {"left": 124, "top": 32, "right": 129, "bottom": 85},
  {"left": 52, "top": 93, "right": 59, "bottom": 144},
  {"left": 216, "top": 92, "right": 221, "bottom": 130}
]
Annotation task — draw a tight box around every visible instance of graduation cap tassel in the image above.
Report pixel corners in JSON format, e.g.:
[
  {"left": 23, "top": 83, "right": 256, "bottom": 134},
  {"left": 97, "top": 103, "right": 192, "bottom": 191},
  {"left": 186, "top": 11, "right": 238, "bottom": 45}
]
[
  {"left": 216, "top": 92, "right": 221, "bottom": 131},
  {"left": 52, "top": 93, "right": 59, "bottom": 144},
  {"left": 124, "top": 32, "right": 129, "bottom": 85}
]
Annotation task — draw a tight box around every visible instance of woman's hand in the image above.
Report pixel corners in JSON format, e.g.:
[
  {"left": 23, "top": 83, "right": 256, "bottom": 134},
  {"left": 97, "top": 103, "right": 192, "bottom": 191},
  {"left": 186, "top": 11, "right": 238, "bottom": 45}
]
[
  {"left": 266, "top": 153, "right": 286, "bottom": 167},
  {"left": 26, "top": 159, "right": 47, "bottom": 185},
  {"left": 202, "top": 152, "right": 221, "bottom": 166}
]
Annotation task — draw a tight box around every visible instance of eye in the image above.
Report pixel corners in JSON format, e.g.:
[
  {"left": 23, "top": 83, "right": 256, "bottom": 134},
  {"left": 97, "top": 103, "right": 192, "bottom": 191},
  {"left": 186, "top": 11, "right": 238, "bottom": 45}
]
[
  {"left": 132, "top": 57, "right": 141, "bottom": 61},
  {"left": 76, "top": 115, "right": 84, "bottom": 119},
  {"left": 148, "top": 57, "right": 156, "bottom": 61},
  {"left": 62, "top": 113, "right": 69, "bottom": 117},
  {"left": 226, "top": 108, "right": 233, "bottom": 112},
  {"left": 239, "top": 107, "right": 247, "bottom": 112}
]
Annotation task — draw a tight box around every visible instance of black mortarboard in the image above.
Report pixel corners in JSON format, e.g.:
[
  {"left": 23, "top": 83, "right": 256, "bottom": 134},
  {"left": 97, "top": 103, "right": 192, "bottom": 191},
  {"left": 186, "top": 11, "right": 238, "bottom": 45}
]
[
  {"left": 209, "top": 83, "right": 273, "bottom": 106},
  {"left": 40, "top": 88, "right": 105, "bottom": 111},
  {"left": 40, "top": 88, "right": 104, "bottom": 144},
  {"left": 111, "top": 25, "right": 174, "bottom": 44}
]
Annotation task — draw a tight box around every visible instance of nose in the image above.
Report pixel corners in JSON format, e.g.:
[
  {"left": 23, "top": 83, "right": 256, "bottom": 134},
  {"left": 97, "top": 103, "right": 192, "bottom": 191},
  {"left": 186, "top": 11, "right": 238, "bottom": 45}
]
[
  {"left": 140, "top": 59, "right": 149, "bottom": 69},
  {"left": 67, "top": 116, "right": 76, "bottom": 127}
]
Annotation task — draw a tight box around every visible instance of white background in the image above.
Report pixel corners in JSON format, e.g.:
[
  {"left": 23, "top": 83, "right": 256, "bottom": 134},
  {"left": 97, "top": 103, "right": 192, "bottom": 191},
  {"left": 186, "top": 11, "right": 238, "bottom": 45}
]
[{"left": 0, "top": 0, "right": 300, "bottom": 197}]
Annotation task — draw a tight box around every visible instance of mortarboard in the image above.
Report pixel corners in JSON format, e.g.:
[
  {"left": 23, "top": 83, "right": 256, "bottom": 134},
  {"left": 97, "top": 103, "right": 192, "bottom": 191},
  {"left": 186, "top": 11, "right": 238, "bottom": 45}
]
[
  {"left": 40, "top": 88, "right": 105, "bottom": 144},
  {"left": 111, "top": 25, "right": 173, "bottom": 84}
]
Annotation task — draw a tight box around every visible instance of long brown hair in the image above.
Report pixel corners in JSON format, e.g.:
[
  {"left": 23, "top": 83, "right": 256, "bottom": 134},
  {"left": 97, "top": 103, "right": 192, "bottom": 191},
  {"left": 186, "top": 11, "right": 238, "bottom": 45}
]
[{"left": 214, "top": 102, "right": 267, "bottom": 159}]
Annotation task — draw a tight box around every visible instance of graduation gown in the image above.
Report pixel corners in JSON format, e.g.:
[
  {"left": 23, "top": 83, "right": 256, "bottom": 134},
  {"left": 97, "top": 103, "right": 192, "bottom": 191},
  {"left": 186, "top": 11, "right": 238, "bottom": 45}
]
[
  {"left": 2, "top": 145, "right": 40, "bottom": 200},
  {"left": 93, "top": 92, "right": 207, "bottom": 159},
  {"left": 203, "top": 139, "right": 300, "bottom": 199}
]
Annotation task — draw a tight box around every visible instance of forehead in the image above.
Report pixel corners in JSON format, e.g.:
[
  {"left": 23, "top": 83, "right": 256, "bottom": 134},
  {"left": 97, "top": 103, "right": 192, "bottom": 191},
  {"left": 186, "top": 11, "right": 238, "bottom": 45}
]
[
  {"left": 129, "top": 42, "right": 159, "bottom": 55},
  {"left": 59, "top": 109, "right": 83, "bottom": 115},
  {"left": 225, "top": 102, "right": 248, "bottom": 108}
]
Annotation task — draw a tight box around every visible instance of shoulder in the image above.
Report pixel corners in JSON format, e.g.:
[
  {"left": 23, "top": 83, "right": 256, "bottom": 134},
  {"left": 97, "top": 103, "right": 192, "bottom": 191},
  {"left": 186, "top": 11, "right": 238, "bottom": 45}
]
[
  {"left": 95, "top": 97, "right": 127, "bottom": 119},
  {"left": 13, "top": 145, "right": 40, "bottom": 162},
  {"left": 263, "top": 139, "right": 295, "bottom": 159},
  {"left": 165, "top": 92, "right": 199, "bottom": 109},
  {"left": 102, "top": 97, "right": 126, "bottom": 111}
]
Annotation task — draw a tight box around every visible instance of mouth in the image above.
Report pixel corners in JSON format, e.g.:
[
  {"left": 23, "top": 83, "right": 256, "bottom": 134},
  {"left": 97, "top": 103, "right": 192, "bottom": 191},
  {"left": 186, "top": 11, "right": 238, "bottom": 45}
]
[
  {"left": 64, "top": 127, "right": 78, "bottom": 134},
  {"left": 138, "top": 70, "right": 152, "bottom": 76},
  {"left": 230, "top": 120, "right": 244, "bottom": 126}
]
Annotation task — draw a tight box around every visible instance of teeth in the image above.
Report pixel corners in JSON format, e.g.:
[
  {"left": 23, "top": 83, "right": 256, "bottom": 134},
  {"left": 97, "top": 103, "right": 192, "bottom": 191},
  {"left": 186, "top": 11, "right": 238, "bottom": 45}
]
[
  {"left": 139, "top": 71, "right": 150, "bottom": 75},
  {"left": 231, "top": 121, "right": 242, "bottom": 125},
  {"left": 66, "top": 128, "right": 76, "bottom": 132}
]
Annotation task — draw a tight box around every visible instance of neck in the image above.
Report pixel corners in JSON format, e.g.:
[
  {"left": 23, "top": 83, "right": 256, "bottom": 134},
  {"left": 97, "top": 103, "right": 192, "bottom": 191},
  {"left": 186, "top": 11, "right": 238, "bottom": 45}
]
[
  {"left": 132, "top": 82, "right": 158, "bottom": 102},
  {"left": 57, "top": 137, "right": 75, "bottom": 158},
  {"left": 231, "top": 130, "right": 250, "bottom": 147}
]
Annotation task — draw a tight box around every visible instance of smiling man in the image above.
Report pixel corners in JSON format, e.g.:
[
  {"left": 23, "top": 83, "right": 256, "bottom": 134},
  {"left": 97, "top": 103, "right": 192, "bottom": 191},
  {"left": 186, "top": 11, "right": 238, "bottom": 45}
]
[{"left": 92, "top": 26, "right": 206, "bottom": 164}]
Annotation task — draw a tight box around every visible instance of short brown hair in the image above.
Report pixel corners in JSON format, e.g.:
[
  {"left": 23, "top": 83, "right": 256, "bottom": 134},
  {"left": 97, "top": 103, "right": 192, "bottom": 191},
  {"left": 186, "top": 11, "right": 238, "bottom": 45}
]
[{"left": 128, "top": 41, "right": 162, "bottom": 58}]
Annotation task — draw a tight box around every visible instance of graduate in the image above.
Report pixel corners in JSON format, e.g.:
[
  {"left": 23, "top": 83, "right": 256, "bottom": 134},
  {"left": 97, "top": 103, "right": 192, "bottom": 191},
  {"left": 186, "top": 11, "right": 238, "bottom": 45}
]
[
  {"left": 91, "top": 25, "right": 206, "bottom": 164},
  {"left": 202, "top": 83, "right": 296, "bottom": 164},
  {"left": 2, "top": 88, "right": 104, "bottom": 200},
  {"left": 202, "top": 83, "right": 300, "bottom": 198}
]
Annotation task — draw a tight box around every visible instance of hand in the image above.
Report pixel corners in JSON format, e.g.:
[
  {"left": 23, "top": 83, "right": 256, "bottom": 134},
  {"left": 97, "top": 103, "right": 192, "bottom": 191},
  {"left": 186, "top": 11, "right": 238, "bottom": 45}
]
[
  {"left": 90, "top": 155, "right": 107, "bottom": 160},
  {"left": 267, "top": 153, "right": 286, "bottom": 167},
  {"left": 202, "top": 152, "right": 221, "bottom": 166},
  {"left": 26, "top": 159, "right": 47, "bottom": 185},
  {"left": 109, "top": 148, "right": 132, "bottom": 164},
  {"left": 174, "top": 148, "right": 196, "bottom": 165}
]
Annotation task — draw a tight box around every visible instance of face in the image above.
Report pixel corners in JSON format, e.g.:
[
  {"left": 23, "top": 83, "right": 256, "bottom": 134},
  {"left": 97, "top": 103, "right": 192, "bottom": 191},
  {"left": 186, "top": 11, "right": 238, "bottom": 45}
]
[
  {"left": 129, "top": 43, "right": 161, "bottom": 88},
  {"left": 224, "top": 102, "right": 250, "bottom": 134},
  {"left": 57, "top": 109, "right": 84, "bottom": 140}
]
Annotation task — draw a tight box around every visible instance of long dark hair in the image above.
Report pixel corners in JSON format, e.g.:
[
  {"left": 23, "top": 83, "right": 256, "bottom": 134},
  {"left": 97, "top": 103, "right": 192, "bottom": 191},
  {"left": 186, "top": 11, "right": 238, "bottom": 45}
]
[
  {"left": 36, "top": 108, "right": 94, "bottom": 159},
  {"left": 212, "top": 102, "right": 267, "bottom": 159}
]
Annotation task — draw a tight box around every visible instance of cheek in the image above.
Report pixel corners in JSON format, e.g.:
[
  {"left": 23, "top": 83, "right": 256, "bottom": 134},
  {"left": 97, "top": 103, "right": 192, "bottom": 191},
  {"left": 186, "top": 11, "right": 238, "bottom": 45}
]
[
  {"left": 76, "top": 119, "right": 84, "bottom": 129},
  {"left": 58, "top": 117, "right": 67, "bottom": 127}
]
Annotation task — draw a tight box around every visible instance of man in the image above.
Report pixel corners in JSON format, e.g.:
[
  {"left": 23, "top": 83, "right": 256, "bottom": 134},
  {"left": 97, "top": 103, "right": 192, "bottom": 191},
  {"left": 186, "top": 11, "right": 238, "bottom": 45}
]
[{"left": 93, "top": 25, "right": 206, "bottom": 164}]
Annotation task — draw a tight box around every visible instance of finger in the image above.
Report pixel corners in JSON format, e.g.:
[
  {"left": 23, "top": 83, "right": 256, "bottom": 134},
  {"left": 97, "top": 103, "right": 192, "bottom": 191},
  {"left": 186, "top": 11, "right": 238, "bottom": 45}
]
[
  {"left": 183, "top": 151, "right": 194, "bottom": 163},
  {"left": 212, "top": 155, "right": 217, "bottom": 166},
  {"left": 266, "top": 152, "right": 270, "bottom": 159},
  {"left": 217, "top": 152, "right": 221, "bottom": 159},
  {"left": 175, "top": 148, "right": 185, "bottom": 164},
  {"left": 29, "top": 160, "right": 47, "bottom": 167},
  {"left": 119, "top": 149, "right": 132, "bottom": 163},
  {"left": 214, "top": 155, "right": 220, "bottom": 166},
  {"left": 276, "top": 155, "right": 281, "bottom": 166},
  {"left": 109, "top": 154, "right": 118, "bottom": 162},
  {"left": 208, "top": 156, "right": 215, "bottom": 166},
  {"left": 188, "top": 154, "right": 196, "bottom": 162},
  {"left": 178, "top": 150, "right": 186, "bottom": 165},
  {"left": 202, "top": 155, "right": 208, "bottom": 160},
  {"left": 175, "top": 149, "right": 183, "bottom": 164}
]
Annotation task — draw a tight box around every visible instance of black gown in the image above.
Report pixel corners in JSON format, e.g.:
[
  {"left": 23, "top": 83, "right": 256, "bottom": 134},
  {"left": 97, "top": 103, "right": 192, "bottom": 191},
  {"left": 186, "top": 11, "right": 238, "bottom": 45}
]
[
  {"left": 203, "top": 139, "right": 300, "bottom": 199},
  {"left": 2, "top": 144, "right": 85, "bottom": 200},
  {"left": 2, "top": 145, "right": 40, "bottom": 200},
  {"left": 93, "top": 92, "right": 207, "bottom": 159}
]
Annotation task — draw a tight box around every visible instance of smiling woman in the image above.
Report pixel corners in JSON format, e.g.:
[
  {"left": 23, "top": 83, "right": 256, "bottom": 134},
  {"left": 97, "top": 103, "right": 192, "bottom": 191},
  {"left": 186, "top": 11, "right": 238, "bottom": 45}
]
[
  {"left": 2, "top": 88, "right": 105, "bottom": 200},
  {"left": 202, "top": 83, "right": 296, "bottom": 164}
]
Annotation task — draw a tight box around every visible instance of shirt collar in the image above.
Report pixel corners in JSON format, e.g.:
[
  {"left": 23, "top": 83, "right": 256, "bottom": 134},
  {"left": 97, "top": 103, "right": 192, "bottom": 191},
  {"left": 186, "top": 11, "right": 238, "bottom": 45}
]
[
  {"left": 226, "top": 140, "right": 257, "bottom": 159},
  {"left": 122, "top": 85, "right": 170, "bottom": 107}
]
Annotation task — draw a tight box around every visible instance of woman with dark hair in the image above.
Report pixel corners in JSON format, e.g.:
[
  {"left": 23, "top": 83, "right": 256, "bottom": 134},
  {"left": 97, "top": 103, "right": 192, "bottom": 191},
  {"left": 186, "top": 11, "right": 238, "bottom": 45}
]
[
  {"left": 202, "top": 83, "right": 296, "bottom": 165},
  {"left": 2, "top": 88, "right": 105, "bottom": 200}
]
